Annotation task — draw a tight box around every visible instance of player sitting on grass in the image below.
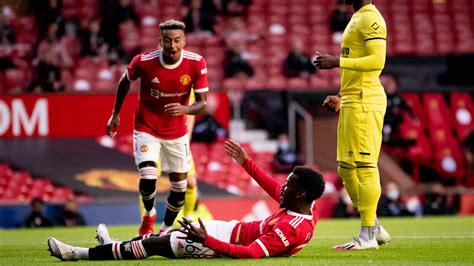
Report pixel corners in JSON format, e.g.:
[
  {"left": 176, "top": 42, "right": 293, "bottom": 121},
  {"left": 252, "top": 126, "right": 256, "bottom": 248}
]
[{"left": 47, "top": 139, "right": 326, "bottom": 260}]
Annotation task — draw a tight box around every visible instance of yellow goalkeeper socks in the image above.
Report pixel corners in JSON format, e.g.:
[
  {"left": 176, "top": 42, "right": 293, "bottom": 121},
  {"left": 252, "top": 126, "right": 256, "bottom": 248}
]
[
  {"left": 183, "top": 186, "right": 197, "bottom": 219},
  {"left": 356, "top": 162, "right": 381, "bottom": 227},
  {"left": 338, "top": 161, "right": 359, "bottom": 207}
]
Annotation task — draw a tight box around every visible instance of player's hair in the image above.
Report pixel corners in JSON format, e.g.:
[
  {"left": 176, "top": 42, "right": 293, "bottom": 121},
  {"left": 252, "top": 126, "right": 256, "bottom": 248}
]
[
  {"left": 293, "top": 166, "right": 326, "bottom": 203},
  {"left": 31, "top": 197, "right": 44, "bottom": 206},
  {"left": 159, "top": 19, "right": 186, "bottom": 33}
]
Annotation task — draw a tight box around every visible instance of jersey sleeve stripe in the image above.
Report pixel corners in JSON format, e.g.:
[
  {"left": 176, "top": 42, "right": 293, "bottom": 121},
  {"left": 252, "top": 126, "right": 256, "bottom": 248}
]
[
  {"left": 183, "top": 55, "right": 201, "bottom": 61},
  {"left": 255, "top": 239, "right": 270, "bottom": 257},
  {"left": 194, "top": 87, "right": 208, "bottom": 93},
  {"left": 293, "top": 217, "right": 305, "bottom": 228},
  {"left": 365, "top": 37, "right": 386, "bottom": 42},
  {"left": 126, "top": 70, "right": 135, "bottom": 82}
]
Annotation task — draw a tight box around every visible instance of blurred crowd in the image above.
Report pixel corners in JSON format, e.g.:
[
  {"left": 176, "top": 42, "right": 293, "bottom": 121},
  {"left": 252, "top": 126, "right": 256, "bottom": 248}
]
[{"left": 23, "top": 197, "right": 86, "bottom": 228}]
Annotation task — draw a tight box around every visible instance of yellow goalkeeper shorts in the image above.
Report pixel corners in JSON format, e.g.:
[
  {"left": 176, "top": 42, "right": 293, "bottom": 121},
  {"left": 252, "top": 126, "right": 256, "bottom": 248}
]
[{"left": 337, "top": 106, "right": 385, "bottom": 164}]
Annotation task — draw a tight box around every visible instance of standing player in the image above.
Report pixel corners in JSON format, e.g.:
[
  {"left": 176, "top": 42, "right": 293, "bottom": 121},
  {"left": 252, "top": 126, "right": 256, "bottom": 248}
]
[
  {"left": 313, "top": 0, "right": 391, "bottom": 250},
  {"left": 106, "top": 20, "right": 208, "bottom": 236},
  {"left": 47, "top": 139, "right": 326, "bottom": 261},
  {"left": 139, "top": 90, "right": 200, "bottom": 222}
]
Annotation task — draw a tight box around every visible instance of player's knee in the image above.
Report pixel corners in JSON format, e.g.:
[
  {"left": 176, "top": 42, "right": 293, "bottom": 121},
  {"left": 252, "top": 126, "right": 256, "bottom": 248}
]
[
  {"left": 338, "top": 161, "right": 356, "bottom": 169},
  {"left": 138, "top": 161, "right": 158, "bottom": 180},
  {"left": 139, "top": 179, "right": 157, "bottom": 200}
]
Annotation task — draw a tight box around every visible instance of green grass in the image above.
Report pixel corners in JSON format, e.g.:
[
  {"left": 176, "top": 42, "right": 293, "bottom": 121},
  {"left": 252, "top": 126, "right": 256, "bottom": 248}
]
[{"left": 0, "top": 216, "right": 473, "bottom": 265}]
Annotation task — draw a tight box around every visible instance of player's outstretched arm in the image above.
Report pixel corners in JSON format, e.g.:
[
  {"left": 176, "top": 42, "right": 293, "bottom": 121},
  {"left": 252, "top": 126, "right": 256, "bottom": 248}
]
[
  {"left": 106, "top": 72, "right": 131, "bottom": 137},
  {"left": 225, "top": 139, "right": 281, "bottom": 202}
]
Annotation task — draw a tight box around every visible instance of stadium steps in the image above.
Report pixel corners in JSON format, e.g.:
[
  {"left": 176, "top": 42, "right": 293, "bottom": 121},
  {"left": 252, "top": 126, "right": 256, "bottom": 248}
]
[{"left": 229, "top": 119, "right": 278, "bottom": 153}]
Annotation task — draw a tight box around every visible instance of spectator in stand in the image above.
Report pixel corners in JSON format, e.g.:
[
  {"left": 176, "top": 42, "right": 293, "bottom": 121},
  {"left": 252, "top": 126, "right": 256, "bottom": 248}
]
[
  {"left": 224, "top": 41, "right": 254, "bottom": 78},
  {"left": 182, "top": 0, "right": 218, "bottom": 35},
  {"left": 100, "top": 0, "right": 139, "bottom": 56},
  {"left": 28, "top": 50, "right": 64, "bottom": 93},
  {"left": 0, "top": 9, "right": 16, "bottom": 87},
  {"left": 377, "top": 182, "right": 421, "bottom": 217},
  {"left": 330, "top": 0, "right": 350, "bottom": 43},
  {"left": 23, "top": 197, "right": 53, "bottom": 228},
  {"left": 33, "top": 0, "right": 64, "bottom": 38},
  {"left": 333, "top": 188, "right": 358, "bottom": 218},
  {"left": 423, "top": 183, "right": 457, "bottom": 215},
  {"left": 283, "top": 39, "right": 316, "bottom": 78},
  {"left": 380, "top": 74, "right": 417, "bottom": 148},
  {"left": 36, "top": 23, "right": 73, "bottom": 69},
  {"left": 0, "top": 10, "right": 15, "bottom": 45},
  {"left": 80, "top": 19, "right": 109, "bottom": 58},
  {"left": 221, "top": 0, "right": 252, "bottom": 17},
  {"left": 56, "top": 199, "right": 86, "bottom": 227},
  {"left": 462, "top": 132, "right": 473, "bottom": 175},
  {"left": 272, "top": 134, "right": 304, "bottom": 173},
  {"left": 116, "top": 0, "right": 140, "bottom": 24}
]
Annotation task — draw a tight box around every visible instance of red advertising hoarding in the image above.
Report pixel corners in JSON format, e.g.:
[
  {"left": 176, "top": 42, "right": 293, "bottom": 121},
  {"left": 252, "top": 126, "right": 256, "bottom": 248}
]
[{"left": 0, "top": 93, "right": 229, "bottom": 138}]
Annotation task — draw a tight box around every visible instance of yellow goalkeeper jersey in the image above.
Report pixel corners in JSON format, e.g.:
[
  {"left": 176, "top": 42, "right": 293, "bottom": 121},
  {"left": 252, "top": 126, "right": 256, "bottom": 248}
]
[{"left": 339, "top": 4, "right": 387, "bottom": 111}]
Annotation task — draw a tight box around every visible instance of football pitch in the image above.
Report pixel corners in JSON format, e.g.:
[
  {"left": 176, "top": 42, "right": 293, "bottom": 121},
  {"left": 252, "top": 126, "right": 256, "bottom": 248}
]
[{"left": 0, "top": 216, "right": 472, "bottom": 265}]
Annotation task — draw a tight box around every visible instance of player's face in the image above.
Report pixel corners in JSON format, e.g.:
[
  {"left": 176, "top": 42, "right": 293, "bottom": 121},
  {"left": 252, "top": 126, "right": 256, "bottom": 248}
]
[
  {"left": 279, "top": 173, "right": 301, "bottom": 208},
  {"left": 160, "top": 29, "right": 185, "bottom": 63}
]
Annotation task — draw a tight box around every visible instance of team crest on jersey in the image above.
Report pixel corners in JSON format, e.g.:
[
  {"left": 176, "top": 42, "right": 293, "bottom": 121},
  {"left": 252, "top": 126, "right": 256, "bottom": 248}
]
[
  {"left": 140, "top": 145, "right": 148, "bottom": 153},
  {"left": 180, "top": 74, "right": 191, "bottom": 85}
]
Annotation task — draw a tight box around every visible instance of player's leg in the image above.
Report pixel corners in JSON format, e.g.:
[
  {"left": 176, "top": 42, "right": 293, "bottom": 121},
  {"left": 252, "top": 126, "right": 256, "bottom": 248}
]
[
  {"left": 159, "top": 134, "right": 191, "bottom": 235},
  {"left": 184, "top": 153, "right": 198, "bottom": 220},
  {"left": 357, "top": 110, "right": 390, "bottom": 245},
  {"left": 47, "top": 234, "right": 176, "bottom": 261},
  {"left": 134, "top": 131, "right": 161, "bottom": 235},
  {"left": 333, "top": 107, "right": 378, "bottom": 250}
]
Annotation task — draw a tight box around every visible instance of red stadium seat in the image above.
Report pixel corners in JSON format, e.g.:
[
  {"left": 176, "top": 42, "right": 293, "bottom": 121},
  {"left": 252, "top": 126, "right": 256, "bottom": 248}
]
[
  {"left": 422, "top": 93, "right": 453, "bottom": 130},
  {"left": 450, "top": 93, "right": 474, "bottom": 141}
]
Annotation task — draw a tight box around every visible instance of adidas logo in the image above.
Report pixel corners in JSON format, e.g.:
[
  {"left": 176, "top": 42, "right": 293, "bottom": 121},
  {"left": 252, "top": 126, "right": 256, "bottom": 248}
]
[{"left": 152, "top": 77, "right": 160, "bottom": 83}]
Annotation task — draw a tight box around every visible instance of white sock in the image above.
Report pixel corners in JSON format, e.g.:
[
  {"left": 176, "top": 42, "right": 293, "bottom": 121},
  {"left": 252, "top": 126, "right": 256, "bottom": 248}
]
[
  {"left": 160, "top": 223, "right": 171, "bottom": 232},
  {"left": 184, "top": 214, "right": 194, "bottom": 220},
  {"left": 359, "top": 226, "right": 376, "bottom": 242},
  {"left": 73, "top": 247, "right": 89, "bottom": 260},
  {"left": 145, "top": 208, "right": 156, "bottom": 217}
]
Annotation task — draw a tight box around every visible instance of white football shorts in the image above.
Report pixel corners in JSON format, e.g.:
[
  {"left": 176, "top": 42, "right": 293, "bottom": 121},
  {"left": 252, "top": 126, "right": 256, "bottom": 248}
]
[
  {"left": 169, "top": 220, "right": 239, "bottom": 258},
  {"left": 133, "top": 130, "right": 190, "bottom": 173}
]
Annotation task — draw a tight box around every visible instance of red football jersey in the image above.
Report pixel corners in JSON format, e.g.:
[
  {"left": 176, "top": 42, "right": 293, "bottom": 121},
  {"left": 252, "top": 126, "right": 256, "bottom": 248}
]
[
  {"left": 127, "top": 49, "right": 208, "bottom": 139},
  {"left": 204, "top": 159, "right": 318, "bottom": 258}
]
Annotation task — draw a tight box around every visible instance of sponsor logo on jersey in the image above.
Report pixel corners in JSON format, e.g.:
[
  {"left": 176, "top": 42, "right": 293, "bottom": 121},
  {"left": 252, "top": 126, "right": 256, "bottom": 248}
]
[
  {"left": 275, "top": 228, "right": 289, "bottom": 247},
  {"left": 140, "top": 145, "right": 148, "bottom": 153},
  {"left": 152, "top": 77, "right": 160, "bottom": 83},
  {"left": 180, "top": 74, "right": 191, "bottom": 85},
  {"left": 151, "top": 88, "right": 188, "bottom": 99}
]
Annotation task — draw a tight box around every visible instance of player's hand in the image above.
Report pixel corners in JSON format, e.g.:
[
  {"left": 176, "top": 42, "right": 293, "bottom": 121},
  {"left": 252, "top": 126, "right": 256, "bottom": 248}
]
[
  {"left": 164, "top": 103, "right": 188, "bottom": 116},
  {"left": 106, "top": 114, "right": 120, "bottom": 137},
  {"left": 313, "top": 52, "right": 340, "bottom": 69},
  {"left": 323, "top": 95, "right": 341, "bottom": 112},
  {"left": 225, "top": 139, "right": 249, "bottom": 165},
  {"left": 177, "top": 217, "right": 207, "bottom": 244}
]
